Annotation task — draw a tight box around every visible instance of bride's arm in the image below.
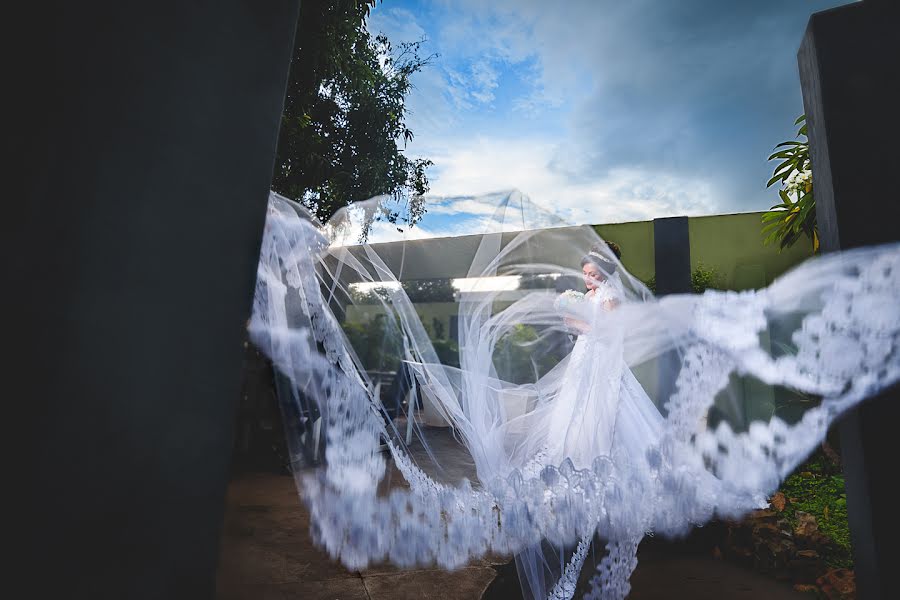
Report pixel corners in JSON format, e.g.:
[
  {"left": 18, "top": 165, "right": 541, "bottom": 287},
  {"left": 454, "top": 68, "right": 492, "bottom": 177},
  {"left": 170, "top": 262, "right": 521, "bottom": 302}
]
[
  {"left": 564, "top": 315, "right": 590, "bottom": 334},
  {"left": 564, "top": 290, "right": 594, "bottom": 333},
  {"left": 564, "top": 301, "right": 590, "bottom": 332}
]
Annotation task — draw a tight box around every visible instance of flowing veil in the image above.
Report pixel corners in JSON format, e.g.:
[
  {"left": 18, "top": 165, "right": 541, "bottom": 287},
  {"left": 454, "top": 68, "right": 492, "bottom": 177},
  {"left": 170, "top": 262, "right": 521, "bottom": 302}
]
[{"left": 250, "top": 190, "right": 900, "bottom": 599}]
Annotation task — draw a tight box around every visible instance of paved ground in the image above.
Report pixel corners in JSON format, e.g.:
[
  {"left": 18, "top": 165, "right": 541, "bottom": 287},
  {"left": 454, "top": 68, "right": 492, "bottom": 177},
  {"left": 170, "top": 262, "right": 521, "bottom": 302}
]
[
  {"left": 215, "top": 472, "right": 503, "bottom": 600},
  {"left": 216, "top": 425, "right": 808, "bottom": 599},
  {"left": 215, "top": 473, "right": 810, "bottom": 599}
]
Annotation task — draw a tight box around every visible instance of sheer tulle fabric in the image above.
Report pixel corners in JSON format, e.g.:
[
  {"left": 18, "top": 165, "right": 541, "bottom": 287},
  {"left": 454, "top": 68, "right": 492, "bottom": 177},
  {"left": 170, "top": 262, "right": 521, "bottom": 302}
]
[{"left": 250, "top": 191, "right": 900, "bottom": 599}]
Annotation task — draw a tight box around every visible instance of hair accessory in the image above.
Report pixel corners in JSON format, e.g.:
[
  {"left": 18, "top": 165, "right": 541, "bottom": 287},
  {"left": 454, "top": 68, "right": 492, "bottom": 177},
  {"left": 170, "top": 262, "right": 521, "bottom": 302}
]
[{"left": 588, "top": 251, "right": 614, "bottom": 265}]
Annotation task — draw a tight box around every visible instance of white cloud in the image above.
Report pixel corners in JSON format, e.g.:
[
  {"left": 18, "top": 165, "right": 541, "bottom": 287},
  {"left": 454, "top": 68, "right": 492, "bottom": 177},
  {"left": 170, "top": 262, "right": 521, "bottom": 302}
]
[
  {"left": 444, "top": 59, "right": 502, "bottom": 108},
  {"left": 422, "top": 136, "right": 717, "bottom": 226},
  {"left": 367, "top": 7, "right": 459, "bottom": 138},
  {"left": 367, "top": 0, "right": 848, "bottom": 230},
  {"left": 468, "top": 60, "right": 500, "bottom": 103},
  {"left": 426, "top": 197, "right": 504, "bottom": 217}
]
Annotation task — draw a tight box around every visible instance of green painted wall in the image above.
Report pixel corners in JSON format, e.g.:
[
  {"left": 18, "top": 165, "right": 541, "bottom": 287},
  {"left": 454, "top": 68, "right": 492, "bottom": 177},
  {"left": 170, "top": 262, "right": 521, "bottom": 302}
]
[
  {"left": 593, "top": 220, "right": 656, "bottom": 284},
  {"left": 592, "top": 211, "right": 813, "bottom": 291},
  {"left": 688, "top": 211, "right": 813, "bottom": 290}
]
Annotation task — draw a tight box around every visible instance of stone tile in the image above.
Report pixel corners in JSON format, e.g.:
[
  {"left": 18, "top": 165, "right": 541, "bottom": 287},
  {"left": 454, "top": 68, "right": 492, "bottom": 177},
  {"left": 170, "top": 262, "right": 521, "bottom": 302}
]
[
  {"left": 218, "top": 467, "right": 810, "bottom": 600},
  {"left": 281, "top": 548, "right": 357, "bottom": 583},
  {"left": 218, "top": 543, "right": 290, "bottom": 585},
  {"left": 225, "top": 507, "right": 306, "bottom": 549},
  {"left": 358, "top": 561, "right": 441, "bottom": 577},
  {"left": 226, "top": 473, "right": 302, "bottom": 508},
  {"left": 218, "top": 519, "right": 355, "bottom": 585},
  {"left": 628, "top": 557, "right": 808, "bottom": 600},
  {"left": 363, "top": 566, "right": 497, "bottom": 600},
  {"left": 217, "top": 578, "right": 369, "bottom": 600}
]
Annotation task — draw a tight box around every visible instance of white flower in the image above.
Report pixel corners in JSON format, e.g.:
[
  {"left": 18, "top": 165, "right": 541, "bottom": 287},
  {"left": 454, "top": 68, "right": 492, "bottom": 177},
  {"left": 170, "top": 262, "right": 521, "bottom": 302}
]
[
  {"left": 782, "top": 168, "right": 812, "bottom": 196},
  {"left": 554, "top": 289, "right": 585, "bottom": 312}
]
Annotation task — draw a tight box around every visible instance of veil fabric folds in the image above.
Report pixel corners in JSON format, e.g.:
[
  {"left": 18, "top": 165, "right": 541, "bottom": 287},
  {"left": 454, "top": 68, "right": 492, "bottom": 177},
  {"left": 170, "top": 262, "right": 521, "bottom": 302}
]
[{"left": 249, "top": 190, "right": 900, "bottom": 599}]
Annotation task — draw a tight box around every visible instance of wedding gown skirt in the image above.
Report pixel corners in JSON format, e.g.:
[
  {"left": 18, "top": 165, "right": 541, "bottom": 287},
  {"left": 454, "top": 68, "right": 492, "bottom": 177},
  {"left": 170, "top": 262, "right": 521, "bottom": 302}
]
[
  {"left": 250, "top": 191, "right": 900, "bottom": 600},
  {"left": 545, "top": 336, "right": 663, "bottom": 472}
]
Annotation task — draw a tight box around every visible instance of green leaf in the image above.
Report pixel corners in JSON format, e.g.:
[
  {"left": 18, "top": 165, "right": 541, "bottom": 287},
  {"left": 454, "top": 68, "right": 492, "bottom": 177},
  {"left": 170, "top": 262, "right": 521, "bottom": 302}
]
[
  {"left": 764, "top": 230, "right": 783, "bottom": 246},
  {"left": 761, "top": 222, "right": 783, "bottom": 236}
]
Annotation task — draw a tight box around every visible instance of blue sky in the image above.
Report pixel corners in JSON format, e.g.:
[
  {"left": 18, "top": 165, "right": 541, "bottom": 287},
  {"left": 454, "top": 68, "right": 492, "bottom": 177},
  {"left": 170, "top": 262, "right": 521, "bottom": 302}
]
[{"left": 363, "top": 0, "right": 850, "bottom": 242}]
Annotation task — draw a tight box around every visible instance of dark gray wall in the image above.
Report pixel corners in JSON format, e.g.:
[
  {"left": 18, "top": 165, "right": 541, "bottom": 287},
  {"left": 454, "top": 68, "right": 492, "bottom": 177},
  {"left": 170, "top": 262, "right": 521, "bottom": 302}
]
[
  {"left": 14, "top": 2, "right": 300, "bottom": 598},
  {"left": 653, "top": 216, "right": 692, "bottom": 295},
  {"left": 799, "top": 2, "right": 900, "bottom": 598}
]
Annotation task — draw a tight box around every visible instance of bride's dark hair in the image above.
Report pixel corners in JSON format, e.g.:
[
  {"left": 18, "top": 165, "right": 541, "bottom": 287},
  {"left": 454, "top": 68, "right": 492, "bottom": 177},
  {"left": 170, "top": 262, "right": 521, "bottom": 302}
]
[
  {"left": 601, "top": 241, "right": 622, "bottom": 260},
  {"left": 581, "top": 241, "right": 621, "bottom": 272}
]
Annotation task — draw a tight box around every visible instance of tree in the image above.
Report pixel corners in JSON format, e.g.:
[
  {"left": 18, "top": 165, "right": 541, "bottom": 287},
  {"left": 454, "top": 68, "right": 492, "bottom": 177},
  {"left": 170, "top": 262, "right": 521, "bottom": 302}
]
[
  {"left": 518, "top": 273, "right": 560, "bottom": 290},
  {"left": 494, "top": 324, "right": 566, "bottom": 385},
  {"left": 349, "top": 278, "right": 455, "bottom": 304},
  {"left": 643, "top": 264, "right": 721, "bottom": 295},
  {"left": 341, "top": 314, "right": 402, "bottom": 372},
  {"left": 761, "top": 115, "right": 818, "bottom": 252},
  {"left": 402, "top": 278, "right": 455, "bottom": 303},
  {"left": 272, "top": 0, "right": 434, "bottom": 238}
]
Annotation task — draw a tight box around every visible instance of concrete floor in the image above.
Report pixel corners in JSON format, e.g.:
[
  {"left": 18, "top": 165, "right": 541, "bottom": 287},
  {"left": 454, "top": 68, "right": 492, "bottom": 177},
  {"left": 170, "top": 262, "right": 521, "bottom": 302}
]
[
  {"left": 216, "top": 426, "right": 808, "bottom": 599},
  {"left": 215, "top": 473, "right": 504, "bottom": 600}
]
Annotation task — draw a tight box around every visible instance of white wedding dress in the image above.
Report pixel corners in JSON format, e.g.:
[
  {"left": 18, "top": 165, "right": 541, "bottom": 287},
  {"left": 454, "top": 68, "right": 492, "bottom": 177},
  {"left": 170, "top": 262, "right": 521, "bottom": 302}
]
[
  {"left": 250, "top": 190, "right": 900, "bottom": 600},
  {"left": 545, "top": 278, "right": 664, "bottom": 472}
]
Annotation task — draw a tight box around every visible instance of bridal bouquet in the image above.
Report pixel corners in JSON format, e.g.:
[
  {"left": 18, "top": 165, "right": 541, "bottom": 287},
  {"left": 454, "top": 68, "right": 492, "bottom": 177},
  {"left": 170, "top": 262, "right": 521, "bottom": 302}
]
[{"left": 553, "top": 288, "right": 585, "bottom": 312}]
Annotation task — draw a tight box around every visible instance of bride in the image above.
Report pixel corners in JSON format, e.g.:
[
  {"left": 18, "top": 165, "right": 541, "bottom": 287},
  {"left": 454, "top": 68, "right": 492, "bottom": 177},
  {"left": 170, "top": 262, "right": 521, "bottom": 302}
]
[
  {"left": 545, "top": 242, "right": 663, "bottom": 472},
  {"left": 251, "top": 190, "right": 900, "bottom": 600}
]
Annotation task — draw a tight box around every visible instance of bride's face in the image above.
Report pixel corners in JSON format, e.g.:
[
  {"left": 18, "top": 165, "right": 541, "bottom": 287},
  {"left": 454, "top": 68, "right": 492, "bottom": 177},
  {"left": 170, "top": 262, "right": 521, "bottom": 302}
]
[{"left": 582, "top": 262, "right": 606, "bottom": 291}]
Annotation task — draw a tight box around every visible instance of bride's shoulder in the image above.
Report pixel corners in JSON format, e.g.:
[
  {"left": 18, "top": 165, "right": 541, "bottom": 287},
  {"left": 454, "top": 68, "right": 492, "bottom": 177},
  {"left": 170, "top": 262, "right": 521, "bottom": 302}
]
[{"left": 592, "top": 281, "right": 618, "bottom": 302}]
